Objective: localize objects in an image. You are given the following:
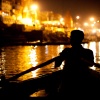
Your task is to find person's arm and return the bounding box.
[81,49,94,67]
[55,48,68,68]
[55,55,64,68]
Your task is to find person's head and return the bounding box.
[70,30,84,46]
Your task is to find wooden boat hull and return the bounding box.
[1,69,100,99]
[0,70,62,98]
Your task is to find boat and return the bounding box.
[1,56,100,99]
[0,70,62,99]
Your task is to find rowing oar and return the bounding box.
[6,56,59,82]
[5,56,100,82]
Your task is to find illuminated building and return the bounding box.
[64,11,73,29]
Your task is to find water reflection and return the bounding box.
[82,42,100,70]
[0,48,6,77]
[0,42,100,82]
[29,46,41,78]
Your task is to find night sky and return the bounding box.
[34,0,100,20]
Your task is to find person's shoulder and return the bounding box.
[60,48,71,54]
[83,48,93,54]
[83,48,93,51]
[62,48,71,52]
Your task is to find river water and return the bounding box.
[0,41,100,97]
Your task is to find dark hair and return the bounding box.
[70,30,84,41]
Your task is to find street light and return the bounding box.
[76,16,80,20]
[30,4,38,22]
[90,17,94,22]
[84,22,89,27]
[75,16,80,29]
[30,5,38,11]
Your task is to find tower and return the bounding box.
[64,11,73,28]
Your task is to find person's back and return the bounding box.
[55,30,96,97]
[55,30,94,76]
[61,46,94,78]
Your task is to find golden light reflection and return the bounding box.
[89,42,96,59]
[83,42,96,62]
[90,66,96,70]
[98,42,100,60]
[29,46,39,78]
[29,48,37,66]
[82,43,88,48]
[83,42,96,70]
[16,46,39,80]
[16,46,35,81]
[97,42,100,64]
[57,45,64,53]
[57,45,65,69]
[4,42,100,82]
[45,45,48,54]
[88,42,96,70]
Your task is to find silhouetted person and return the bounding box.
[54,30,99,98]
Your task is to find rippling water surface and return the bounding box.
[0,45,67,81]
[0,41,100,96]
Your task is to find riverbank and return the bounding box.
[0,41,89,46]
[0,25,99,46]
